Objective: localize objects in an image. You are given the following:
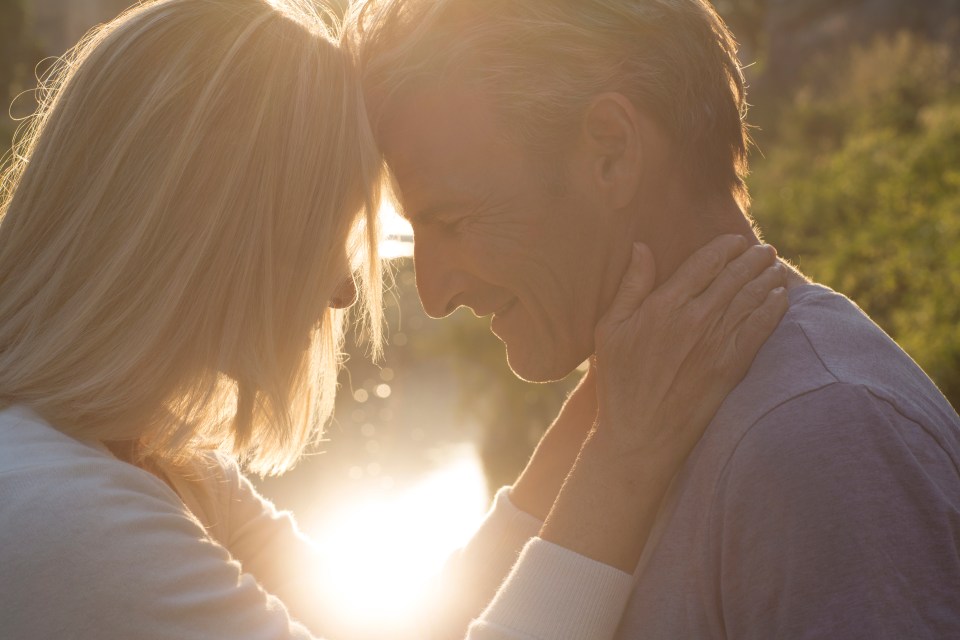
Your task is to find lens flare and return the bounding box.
[303,445,488,637]
[379,200,414,259]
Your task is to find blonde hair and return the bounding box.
[0,0,383,475]
[348,0,750,206]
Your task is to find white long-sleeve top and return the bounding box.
[0,405,633,639]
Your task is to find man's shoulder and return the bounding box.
[722,381,956,486]
[714,350,960,522]
[622,287,960,638]
[708,384,960,640]
[711,283,959,445]
[688,283,960,503]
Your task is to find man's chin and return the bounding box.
[504,344,583,383]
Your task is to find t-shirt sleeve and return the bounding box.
[0,458,316,640]
[712,383,960,639]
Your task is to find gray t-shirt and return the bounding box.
[617,284,960,639]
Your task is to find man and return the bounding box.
[349,0,960,637]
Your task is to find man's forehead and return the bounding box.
[379,86,515,207]
[381,87,502,168]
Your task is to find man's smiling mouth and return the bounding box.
[490,298,519,338]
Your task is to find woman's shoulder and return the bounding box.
[0,407,312,639]
[0,405,265,552]
[0,405,193,541]
[0,405,113,475]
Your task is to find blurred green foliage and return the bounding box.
[751,33,960,409]
[713,0,767,52]
[0,0,41,150]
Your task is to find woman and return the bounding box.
[0,0,787,638]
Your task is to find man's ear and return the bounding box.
[577,93,643,209]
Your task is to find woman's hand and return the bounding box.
[593,235,787,469]
[540,235,789,572]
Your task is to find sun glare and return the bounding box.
[305,445,488,637]
[379,199,413,260]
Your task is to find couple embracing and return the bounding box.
[0,0,957,638]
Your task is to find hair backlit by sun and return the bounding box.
[379,198,414,260]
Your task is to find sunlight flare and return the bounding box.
[305,445,488,635]
[379,199,413,259]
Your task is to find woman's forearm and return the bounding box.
[508,369,597,521]
[539,428,678,572]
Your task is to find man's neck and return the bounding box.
[631,190,757,286]
[636,192,811,290]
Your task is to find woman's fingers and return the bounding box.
[697,253,789,390]
[694,243,778,315]
[661,234,750,300]
[601,242,656,328]
[723,261,788,329]
[590,232,790,471]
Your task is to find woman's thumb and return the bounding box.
[602,242,656,328]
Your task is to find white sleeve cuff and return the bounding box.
[471,537,634,640]
[487,486,545,540]
[458,487,544,570]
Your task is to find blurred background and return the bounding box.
[3,0,959,636]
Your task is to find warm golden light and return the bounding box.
[305,445,488,637]
[379,199,414,260]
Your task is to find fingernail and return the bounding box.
[633,242,642,261]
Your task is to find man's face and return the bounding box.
[381,87,629,382]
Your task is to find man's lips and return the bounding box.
[469,298,518,318]
[489,298,519,339]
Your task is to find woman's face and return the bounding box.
[329,277,358,309]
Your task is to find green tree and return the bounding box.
[714,0,768,53]
[751,33,960,410]
[0,0,42,151]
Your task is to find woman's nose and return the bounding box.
[329,277,358,309]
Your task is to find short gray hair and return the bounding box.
[348,0,750,206]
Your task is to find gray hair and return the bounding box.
[348,0,750,206]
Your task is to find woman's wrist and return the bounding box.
[509,370,599,520]
[539,427,678,573]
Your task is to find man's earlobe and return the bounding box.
[581,93,643,209]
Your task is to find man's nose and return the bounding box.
[329,276,358,309]
[413,228,464,319]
